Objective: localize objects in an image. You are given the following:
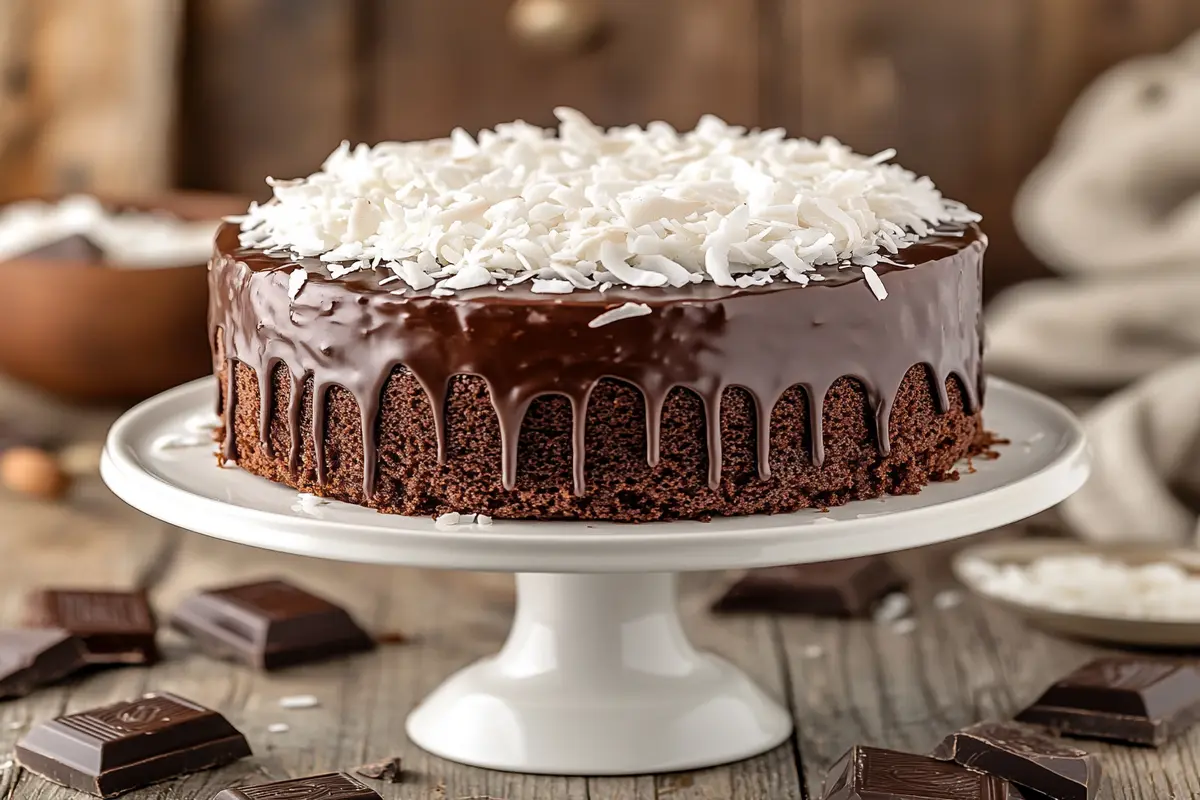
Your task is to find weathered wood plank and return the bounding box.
[368,0,760,142]
[178,0,358,196]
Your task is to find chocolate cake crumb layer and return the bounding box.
[210,224,986,521]
[221,360,978,521]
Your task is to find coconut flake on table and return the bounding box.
[279,694,320,710]
[961,554,1200,622]
[237,108,979,299]
[0,195,219,268]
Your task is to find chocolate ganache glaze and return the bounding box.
[210,222,985,518]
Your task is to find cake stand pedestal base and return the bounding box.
[406,572,791,775]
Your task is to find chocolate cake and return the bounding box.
[210,110,987,521]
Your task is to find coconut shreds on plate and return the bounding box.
[236,109,978,299]
[961,555,1200,622]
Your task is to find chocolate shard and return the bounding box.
[213,772,381,799]
[0,628,88,699]
[932,721,1101,800]
[1015,658,1200,747]
[17,233,106,262]
[15,691,251,797]
[25,589,160,665]
[713,557,906,617]
[170,579,375,670]
[354,756,403,783]
[823,745,1009,799]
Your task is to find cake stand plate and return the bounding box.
[101,377,1088,776]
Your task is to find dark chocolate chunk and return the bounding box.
[213,772,381,799]
[354,756,403,783]
[0,628,88,699]
[823,745,1009,799]
[713,557,906,617]
[15,691,251,797]
[1015,658,1200,747]
[932,721,1101,800]
[170,579,375,670]
[26,589,160,665]
[18,233,105,262]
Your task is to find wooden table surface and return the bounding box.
[0,378,1194,800]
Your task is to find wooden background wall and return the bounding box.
[4,0,1199,295]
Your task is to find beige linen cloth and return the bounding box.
[986,33,1200,544]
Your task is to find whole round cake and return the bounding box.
[210,109,987,521]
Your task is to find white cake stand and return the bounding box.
[101,377,1087,776]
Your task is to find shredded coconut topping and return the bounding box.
[236,108,978,297]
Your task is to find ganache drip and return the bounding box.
[210,224,985,499]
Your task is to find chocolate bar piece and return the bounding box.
[1016,658,1200,747]
[713,557,905,617]
[933,721,1101,800]
[354,756,403,783]
[213,772,381,799]
[170,579,375,670]
[0,628,88,699]
[823,745,1009,799]
[26,589,160,665]
[15,691,251,797]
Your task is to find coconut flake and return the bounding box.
[933,589,963,610]
[531,278,575,294]
[861,266,887,300]
[588,302,652,328]
[236,109,978,297]
[279,695,320,710]
[288,267,307,300]
[872,592,911,623]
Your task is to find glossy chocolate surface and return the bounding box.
[26,589,159,665]
[712,557,905,617]
[210,224,985,501]
[213,772,382,799]
[1016,658,1200,747]
[15,691,251,797]
[933,721,1101,800]
[0,628,88,699]
[823,745,1008,799]
[170,579,375,670]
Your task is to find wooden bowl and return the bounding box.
[0,192,246,404]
